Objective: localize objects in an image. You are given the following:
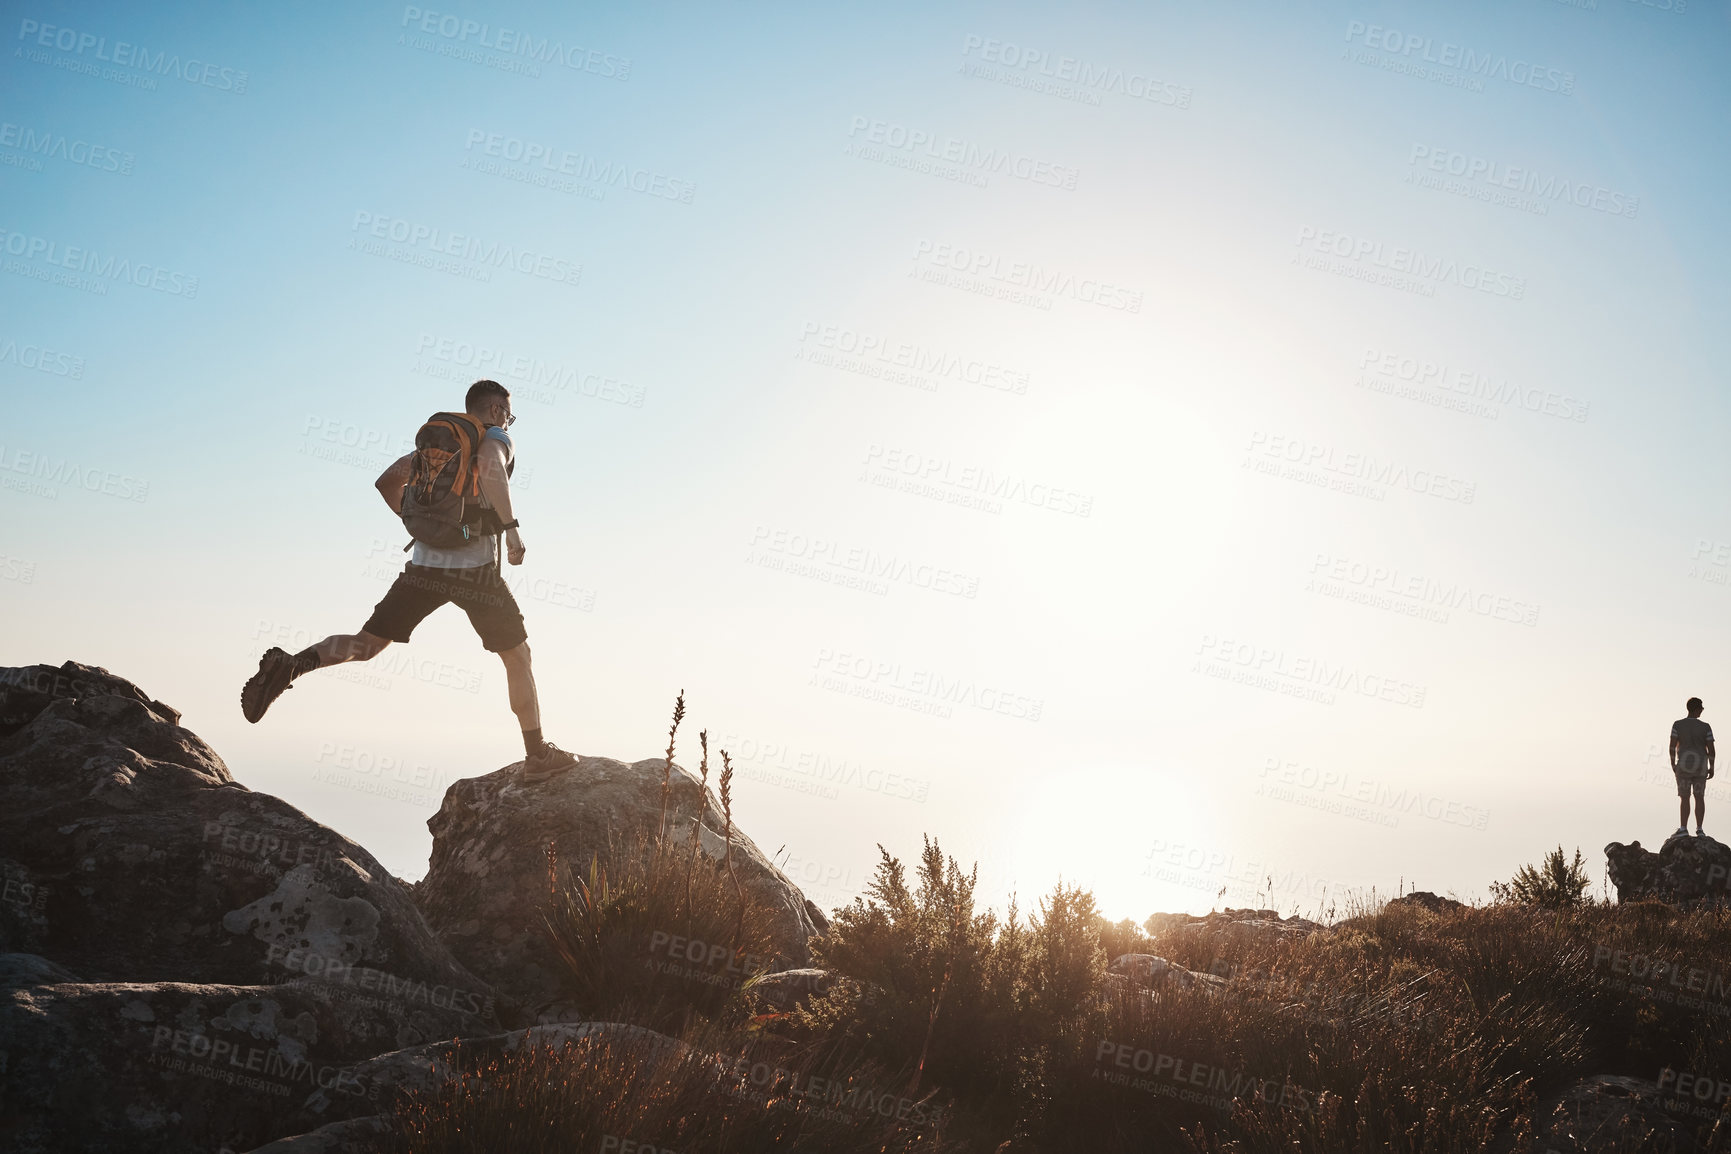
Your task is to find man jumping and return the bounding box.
[1669,696,1714,839]
[241,380,578,784]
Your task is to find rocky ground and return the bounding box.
[0,661,825,1153]
[4,660,1726,1153]
[1605,829,1731,906]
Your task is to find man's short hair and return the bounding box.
[1688,697,1704,712]
[465,379,510,412]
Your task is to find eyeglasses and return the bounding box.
[498,405,516,429]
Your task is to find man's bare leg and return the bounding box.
[242,630,391,722]
[310,631,392,667]
[502,641,576,781]
[499,640,541,736]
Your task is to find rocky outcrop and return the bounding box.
[1385,890,1467,915]
[0,662,503,1153]
[1107,953,1226,993]
[415,754,825,1019]
[0,950,80,986]
[0,660,834,1151]
[1604,832,1731,907]
[0,969,484,1154]
[744,967,834,1014]
[242,1115,391,1154]
[1146,907,1324,944]
[0,663,496,1005]
[0,661,834,1153]
[240,1019,691,1151]
[1523,1074,1711,1154]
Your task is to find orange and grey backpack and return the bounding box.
[399,412,504,549]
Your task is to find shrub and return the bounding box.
[1489,845,1593,909]
[1028,882,1107,1029]
[798,839,1011,1091]
[539,695,786,1029]
[797,838,1116,1140]
[541,832,784,1028]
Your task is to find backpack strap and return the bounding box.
[465,507,505,534]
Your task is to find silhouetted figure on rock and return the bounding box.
[1670,696,1714,839]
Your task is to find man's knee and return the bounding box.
[499,640,532,668]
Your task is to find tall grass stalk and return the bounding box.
[681,728,709,929]
[656,690,685,848]
[720,749,745,947]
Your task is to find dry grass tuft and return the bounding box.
[386,1026,953,1154]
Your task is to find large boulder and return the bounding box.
[415,754,825,1019]
[1145,907,1324,945]
[0,662,498,1011]
[247,1019,691,1150]
[0,967,483,1154]
[1604,832,1731,907]
[1107,953,1225,993]
[744,967,834,1014]
[242,1116,391,1154]
[0,662,503,1152]
[1207,908,1324,937]
[1385,891,1467,915]
[1527,1073,1714,1153]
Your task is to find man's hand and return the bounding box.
[506,528,525,566]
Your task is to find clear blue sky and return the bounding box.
[4,0,1728,919]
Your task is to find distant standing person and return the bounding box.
[1670,697,1714,838]
[240,380,579,784]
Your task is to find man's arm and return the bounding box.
[1671,735,1681,770]
[376,454,413,515]
[475,438,524,565]
[1708,739,1716,777]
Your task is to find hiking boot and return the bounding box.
[241,647,299,723]
[522,740,578,784]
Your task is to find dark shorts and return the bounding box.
[363,563,527,653]
[1677,772,1707,804]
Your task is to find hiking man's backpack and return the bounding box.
[398,412,509,548]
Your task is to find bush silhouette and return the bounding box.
[1488,845,1593,909]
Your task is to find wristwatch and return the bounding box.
[500,519,520,531]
